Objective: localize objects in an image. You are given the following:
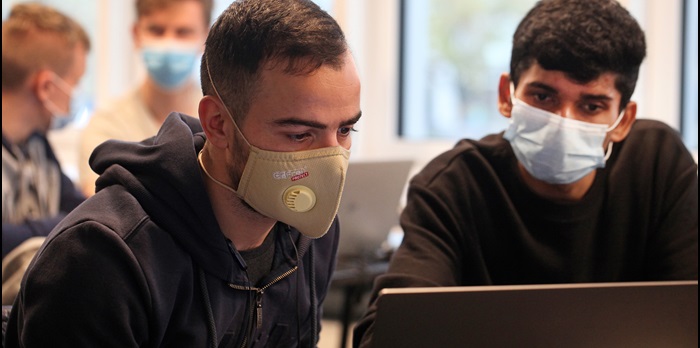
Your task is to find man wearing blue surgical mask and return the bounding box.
[1,3,89,304]
[78,0,211,197]
[354,1,698,346]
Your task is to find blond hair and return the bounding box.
[1,3,91,91]
[136,0,213,27]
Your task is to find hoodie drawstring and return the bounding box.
[200,232,316,348]
[291,231,317,347]
[309,242,317,348]
[199,267,217,348]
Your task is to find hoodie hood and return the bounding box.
[89,113,239,282]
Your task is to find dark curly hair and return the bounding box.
[510,0,646,109]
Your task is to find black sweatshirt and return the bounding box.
[354,119,698,348]
[5,113,339,347]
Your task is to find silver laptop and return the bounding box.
[337,159,413,259]
[371,281,698,348]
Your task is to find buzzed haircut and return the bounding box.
[201,0,348,122]
[2,3,90,91]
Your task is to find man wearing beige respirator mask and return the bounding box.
[5,0,361,347]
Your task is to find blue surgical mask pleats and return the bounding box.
[142,42,198,90]
[504,96,621,184]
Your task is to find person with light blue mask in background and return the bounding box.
[2,2,90,305]
[354,1,698,346]
[78,0,212,196]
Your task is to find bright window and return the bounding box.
[399,0,536,140]
[681,0,698,152]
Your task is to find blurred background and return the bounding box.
[3,1,696,347]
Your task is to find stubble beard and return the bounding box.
[228,130,261,216]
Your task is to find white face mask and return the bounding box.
[504,84,624,184]
[41,72,80,130]
[199,61,350,238]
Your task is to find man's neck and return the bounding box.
[199,150,277,251]
[139,79,199,124]
[518,163,596,202]
[2,91,41,145]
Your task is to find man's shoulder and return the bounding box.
[56,186,151,242]
[92,89,146,116]
[630,119,678,134]
[84,90,153,135]
[624,119,688,151]
[614,119,696,177]
[413,133,509,187]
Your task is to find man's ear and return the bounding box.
[198,95,229,149]
[32,69,55,102]
[497,73,513,118]
[609,101,637,143]
[132,22,142,49]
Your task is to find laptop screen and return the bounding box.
[337,159,413,259]
[371,281,698,348]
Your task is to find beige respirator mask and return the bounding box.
[199,62,350,239]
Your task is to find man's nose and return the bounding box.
[318,132,340,148]
[556,104,577,119]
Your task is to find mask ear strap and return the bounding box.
[197,150,241,196]
[606,109,626,132]
[604,107,628,160]
[604,141,614,161]
[204,56,252,148]
[49,71,74,97]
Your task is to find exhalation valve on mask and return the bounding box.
[231,145,349,239]
[197,146,349,239]
[201,57,350,239]
[283,185,316,213]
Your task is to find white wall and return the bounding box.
[44,0,690,177]
[340,0,687,172]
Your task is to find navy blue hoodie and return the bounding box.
[5,113,340,347]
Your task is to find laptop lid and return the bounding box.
[337,159,413,259]
[371,281,698,348]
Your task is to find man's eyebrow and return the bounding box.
[526,81,613,101]
[525,82,558,94]
[341,112,362,126]
[273,111,362,129]
[580,94,614,102]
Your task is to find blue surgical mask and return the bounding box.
[42,72,86,130]
[142,41,199,90]
[504,85,624,184]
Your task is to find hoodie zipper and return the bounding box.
[229,265,298,345]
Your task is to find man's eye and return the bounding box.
[578,102,609,115]
[534,93,549,102]
[585,104,601,112]
[339,126,358,136]
[176,28,196,38]
[290,133,310,142]
[146,26,165,36]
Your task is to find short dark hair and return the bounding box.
[201,0,348,122]
[510,0,646,109]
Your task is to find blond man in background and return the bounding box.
[79,0,211,196]
[2,2,90,304]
